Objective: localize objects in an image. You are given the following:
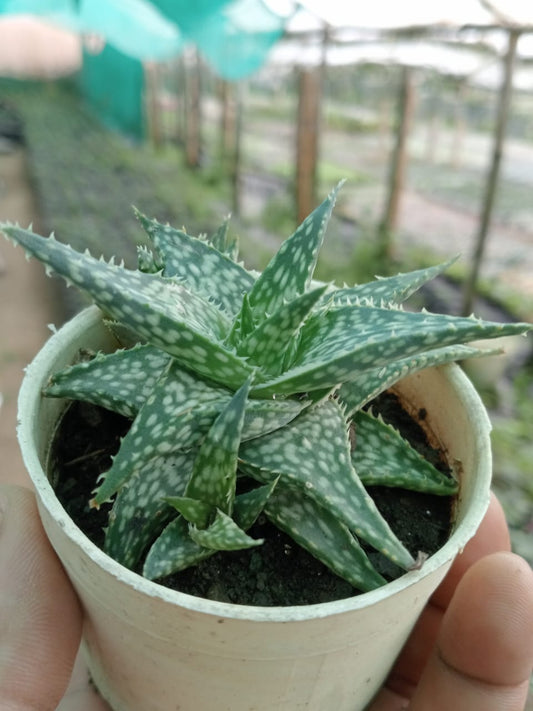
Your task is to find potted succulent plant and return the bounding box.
[2,184,531,711]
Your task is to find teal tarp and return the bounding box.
[155,0,286,80]
[0,0,289,79]
[0,0,290,139]
[80,44,144,140]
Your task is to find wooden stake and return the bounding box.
[462,29,520,315]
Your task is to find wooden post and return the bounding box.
[175,55,186,145]
[296,67,320,223]
[462,29,519,315]
[231,84,243,217]
[378,66,415,262]
[185,49,202,169]
[295,25,328,225]
[217,80,243,216]
[144,61,162,148]
[219,80,235,161]
[450,81,466,169]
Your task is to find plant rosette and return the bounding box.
[5,185,531,710]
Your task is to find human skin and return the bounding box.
[0,486,531,711]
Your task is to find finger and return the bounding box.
[57,651,110,711]
[409,551,533,711]
[432,492,511,609]
[385,492,512,697]
[0,485,83,709]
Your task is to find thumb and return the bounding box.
[410,551,533,711]
[0,485,83,709]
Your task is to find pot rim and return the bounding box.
[18,306,492,623]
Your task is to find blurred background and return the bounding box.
[0,0,532,670]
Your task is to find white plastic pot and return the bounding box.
[18,306,493,711]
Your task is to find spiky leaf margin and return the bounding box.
[351,410,458,495]
[135,209,254,316]
[252,306,530,397]
[2,225,253,389]
[240,399,414,570]
[246,183,342,316]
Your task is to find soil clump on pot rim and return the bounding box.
[49,392,454,606]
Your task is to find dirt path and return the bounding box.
[0,145,59,487]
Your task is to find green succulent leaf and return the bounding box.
[240,399,414,570]
[185,377,251,514]
[246,183,341,316]
[135,210,254,315]
[143,483,276,580]
[226,292,257,348]
[44,344,170,418]
[143,515,213,581]
[137,244,162,273]
[351,410,458,495]
[164,496,213,528]
[104,449,195,570]
[189,510,263,551]
[242,397,311,441]
[338,344,499,414]
[252,306,531,397]
[264,482,386,592]
[2,225,254,389]
[208,216,239,261]
[238,285,328,377]
[233,479,278,530]
[92,361,230,506]
[328,258,458,307]
[92,358,309,508]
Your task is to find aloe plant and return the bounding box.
[2,184,530,593]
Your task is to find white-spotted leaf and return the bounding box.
[252,306,531,397]
[264,482,386,592]
[338,344,498,414]
[143,515,214,580]
[185,378,251,514]
[92,361,229,506]
[165,496,213,528]
[2,225,253,389]
[238,285,328,376]
[104,450,195,570]
[233,479,278,530]
[44,344,170,418]
[189,510,263,551]
[246,184,341,316]
[135,210,254,315]
[240,399,414,570]
[328,258,458,307]
[351,410,458,495]
[207,216,239,261]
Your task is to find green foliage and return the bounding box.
[2,184,531,594]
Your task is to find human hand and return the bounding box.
[0,485,109,710]
[368,492,533,710]
[1,486,532,711]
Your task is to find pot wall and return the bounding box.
[18,306,493,711]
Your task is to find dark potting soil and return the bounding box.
[50,394,453,606]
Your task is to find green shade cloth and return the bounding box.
[80,44,145,139]
[0,0,288,78]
